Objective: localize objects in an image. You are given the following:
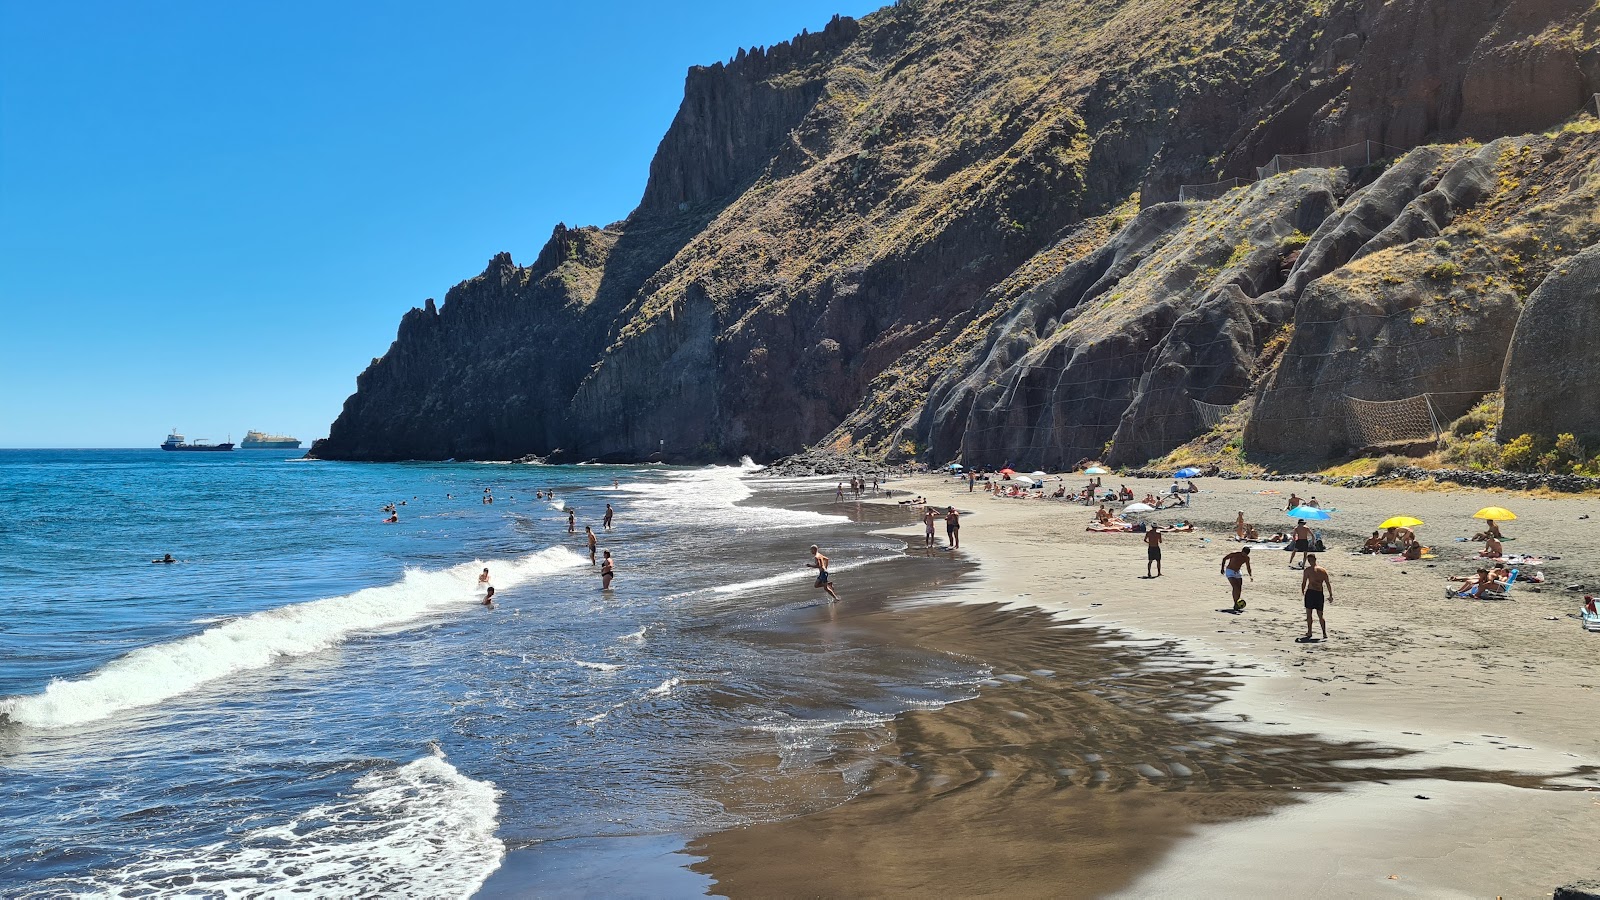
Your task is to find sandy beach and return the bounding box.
[693,474,1600,898]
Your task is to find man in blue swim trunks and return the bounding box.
[809,544,840,603]
[1220,547,1252,610]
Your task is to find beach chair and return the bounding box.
[1446,568,1517,600]
[1479,568,1519,601]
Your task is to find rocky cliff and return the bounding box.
[315,0,1600,467]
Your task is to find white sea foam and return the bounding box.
[30,749,503,898]
[658,554,888,603]
[0,547,585,728]
[575,660,622,672]
[617,626,648,644]
[645,676,681,698]
[615,466,844,531]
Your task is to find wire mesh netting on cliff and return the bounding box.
[1192,399,1237,430]
[1343,394,1443,448]
[1255,140,1406,180]
[1177,178,1251,203]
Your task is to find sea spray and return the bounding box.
[0,547,585,728]
[24,748,504,898]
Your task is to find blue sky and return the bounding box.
[0,1,883,448]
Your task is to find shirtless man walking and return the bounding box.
[1220,547,1252,611]
[567,509,576,534]
[1287,519,1312,569]
[600,550,615,590]
[1144,526,1163,578]
[922,506,938,547]
[585,526,598,565]
[603,503,614,531]
[1300,553,1332,640]
[809,544,840,602]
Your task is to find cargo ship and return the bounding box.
[240,430,302,450]
[160,429,234,451]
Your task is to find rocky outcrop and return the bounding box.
[1500,244,1600,441]
[319,0,1600,465]
[1555,878,1600,900]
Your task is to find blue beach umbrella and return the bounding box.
[947,463,964,470]
[1285,506,1331,520]
[1173,467,1202,478]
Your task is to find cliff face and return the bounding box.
[317,0,1600,465]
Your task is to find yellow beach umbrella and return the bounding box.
[1378,516,1424,529]
[1473,506,1518,521]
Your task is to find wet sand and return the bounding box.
[691,476,1600,898]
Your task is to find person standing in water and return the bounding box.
[945,506,961,549]
[1300,553,1332,641]
[567,509,576,534]
[809,545,840,602]
[585,526,598,565]
[603,503,614,531]
[478,567,491,585]
[600,550,615,590]
[1144,526,1163,578]
[922,506,938,547]
[482,586,496,608]
[1220,547,1252,611]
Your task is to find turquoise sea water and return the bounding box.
[0,451,977,896]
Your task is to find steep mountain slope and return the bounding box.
[315,0,1600,465]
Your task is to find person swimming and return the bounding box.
[152,553,176,564]
[482,586,495,608]
[478,567,491,585]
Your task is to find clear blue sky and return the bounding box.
[0,1,883,448]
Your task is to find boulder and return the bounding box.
[1499,243,1600,442]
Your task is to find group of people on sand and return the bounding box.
[921,504,962,549]
[1216,546,1333,640]
[1359,524,1426,559]
[1088,503,1193,534]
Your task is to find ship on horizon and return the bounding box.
[240,430,302,449]
[160,429,234,452]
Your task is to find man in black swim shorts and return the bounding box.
[809,544,840,602]
[1300,553,1332,640]
[1288,519,1312,568]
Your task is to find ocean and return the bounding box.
[0,451,982,896]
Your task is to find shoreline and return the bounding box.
[691,473,1600,898]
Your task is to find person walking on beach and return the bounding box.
[923,506,938,547]
[809,545,840,602]
[945,506,961,549]
[585,526,598,565]
[1144,526,1163,578]
[600,550,615,591]
[603,503,614,531]
[1300,553,1332,641]
[567,509,576,534]
[1221,547,1252,611]
[967,472,975,492]
[1288,519,1312,568]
